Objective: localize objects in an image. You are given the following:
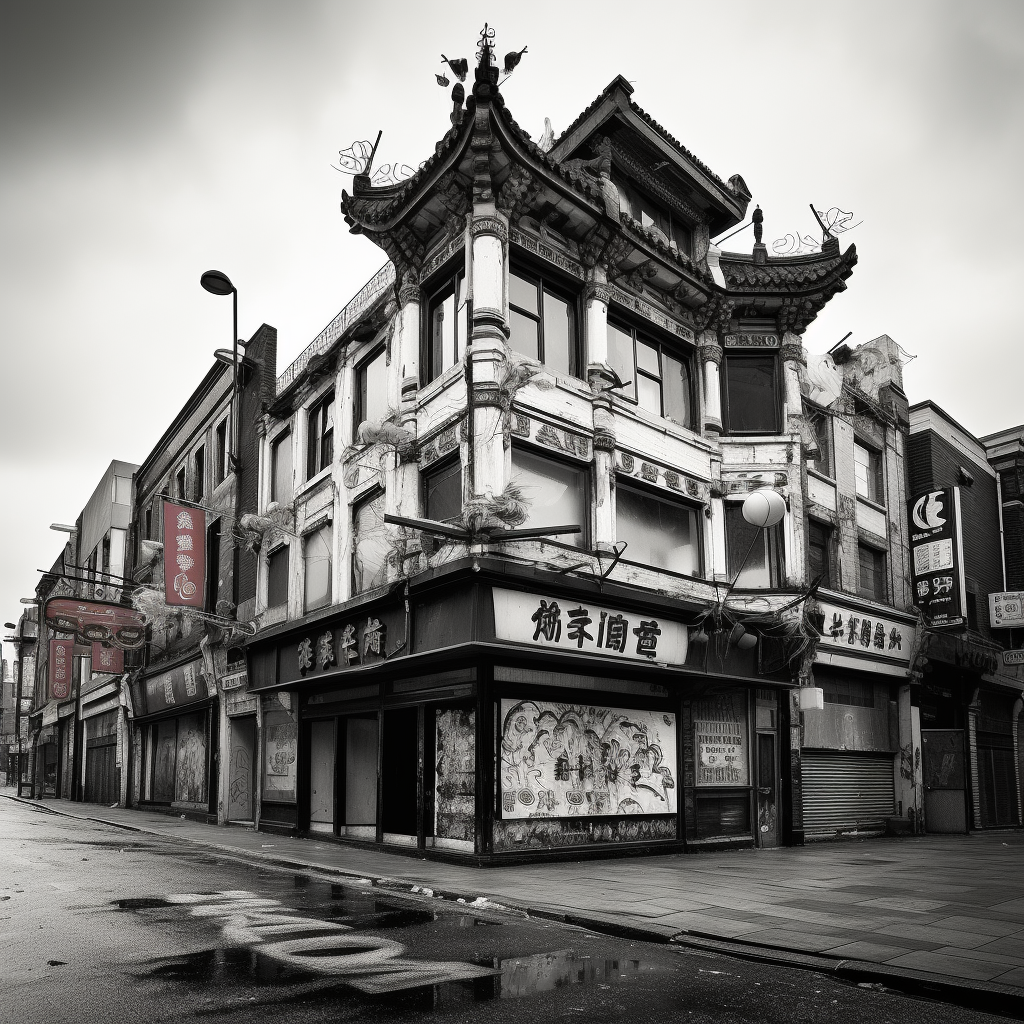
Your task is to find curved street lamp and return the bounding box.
[200,270,240,473]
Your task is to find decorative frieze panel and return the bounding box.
[714,472,789,496]
[419,420,463,466]
[421,236,464,283]
[511,412,591,461]
[509,228,585,279]
[609,286,696,343]
[616,451,710,502]
[723,333,780,349]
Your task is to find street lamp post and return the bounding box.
[200,270,240,473]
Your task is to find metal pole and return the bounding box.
[231,287,240,473]
[13,623,23,796]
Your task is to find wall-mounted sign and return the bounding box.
[492,589,688,665]
[135,658,209,716]
[44,597,146,650]
[723,333,780,348]
[49,639,74,701]
[694,693,749,787]
[164,500,206,608]
[907,487,967,630]
[990,592,1024,630]
[812,598,915,666]
[1003,650,1024,667]
[92,643,124,675]
[220,667,248,691]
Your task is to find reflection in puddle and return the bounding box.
[498,949,642,999]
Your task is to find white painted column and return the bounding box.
[709,494,728,582]
[781,332,805,433]
[700,332,723,436]
[586,278,615,549]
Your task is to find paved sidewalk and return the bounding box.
[6,790,1024,1001]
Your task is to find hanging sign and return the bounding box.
[164,500,206,608]
[92,642,124,675]
[907,487,967,630]
[990,592,1024,630]
[44,597,146,650]
[49,639,74,701]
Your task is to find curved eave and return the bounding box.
[718,243,858,295]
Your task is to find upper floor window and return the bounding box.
[306,390,335,480]
[807,411,832,477]
[214,418,228,485]
[175,466,186,500]
[193,446,205,501]
[267,545,289,610]
[352,493,388,593]
[424,459,462,524]
[807,520,834,588]
[614,177,692,255]
[427,268,467,383]
[511,447,587,548]
[356,347,388,431]
[270,431,293,505]
[725,503,783,588]
[616,483,700,577]
[824,677,875,708]
[508,266,578,377]
[303,523,333,612]
[722,353,779,434]
[854,442,883,505]
[607,320,694,429]
[112,475,132,506]
[857,543,886,602]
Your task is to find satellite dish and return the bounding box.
[805,352,843,407]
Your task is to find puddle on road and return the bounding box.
[118,878,657,1009]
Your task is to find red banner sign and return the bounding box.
[92,642,124,675]
[44,598,146,650]
[164,501,206,608]
[49,639,73,701]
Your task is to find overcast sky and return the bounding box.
[2,0,1022,639]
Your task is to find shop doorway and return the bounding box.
[341,715,378,839]
[227,716,256,823]
[921,729,967,832]
[309,719,335,833]
[756,733,779,847]
[382,707,418,843]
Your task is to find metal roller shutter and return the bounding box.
[801,750,895,833]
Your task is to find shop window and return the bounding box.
[725,503,783,588]
[175,465,186,500]
[823,677,875,708]
[215,418,228,485]
[262,695,297,809]
[306,390,335,479]
[807,520,834,588]
[511,447,587,547]
[303,522,333,612]
[614,176,692,254]
[427,267,467,382]
[352,493,388,593]
[722,353,779,434]
[270,430,293,505]
[355,347,388,432]
[858,543,886,602]
[193,446,205,501]
[695,794,751,838]
[616,483,700,577]
[854,441,883,504]
[807,411,832,477]
[267,545,289,610]
[424,459,462,523]
[607,320,694,428]
[508,265,578,377]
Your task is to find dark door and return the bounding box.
[921,729,967,833]
[756,733,779,847]
[381,708,418,839]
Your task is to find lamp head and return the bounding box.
[200,270,235,296]
[741,488,786,529]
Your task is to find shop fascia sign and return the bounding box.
[990,592,1024,630]
[907,487,967,630]
[492,588,688,665]
[812,597,915,665]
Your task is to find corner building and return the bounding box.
[246,40,860,861]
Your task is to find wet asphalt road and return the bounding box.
[0,798,1017,1023]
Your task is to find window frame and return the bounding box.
[857,542,887,602]
[613,175,693,256]
[724,501,784,589]
[266,544,290,611]
[507,259,581,378]
[354,345,388,434]
[807,410,833,478]
[351,490,388,594]
[305,389,335,481]
[806,518,834,589]
[509,445,590,549]
[424,260,467,384]
[606,314,697,430]
[270,429,293,506]
[422,456,463,525]
[302,520,333,613]
[214,418,228,486]
[614,478,703,579]
[854,440,884,506]
[193,445,205,502]
[175,465,186,500]
[721,351,782,436]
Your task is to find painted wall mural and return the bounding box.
[499,699,677,819]
[174,712,207,804]
[434,709,475,843]
[493,815,677,852]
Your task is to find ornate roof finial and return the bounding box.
[476,23,496,68]
[753,206,763,245]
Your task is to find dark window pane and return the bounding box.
[509,272,538,314]
[858,545,885,601]
[425,461,462,523]
[823,678,874,707]
[542,291,571,375]
[194,447,205,501]
[616,486,699,576]
[430,290,457,378]
[267,546,289,609]
[307,392,334,478]
[215,420,227,485]
[509,309,539,361]
[807,521,832,587]
[353,495,388,593]
[511,449,586,547]
[636,374,662,416]
[671,221,692,255]
[808,414,832,477]
[636,340,659,377]
[854,443,882,504]
[606,323,635,400]
[303,524,332,612]
[725,356,778,433]
[662,354,691,428]
[725,505,780,588]
[271,432,292,504]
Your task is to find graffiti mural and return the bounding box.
[174,713,207,804]
[493,815,676,851]
[499,699,677,819]
[434,709,475,843]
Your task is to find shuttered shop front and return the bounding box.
[801,751,895,834]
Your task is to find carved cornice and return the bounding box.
[495,166,540,224]
[780,342,806,364]
[610,140,706,225]
[470,214,509,244]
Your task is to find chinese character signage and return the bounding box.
[44,597,146,649]
[990,592,1024,630]
[908,488,967,630]
[49,639,73,700]
[499,699,677,818]
[492,589,688,665]
[813,598,915,666]
[164,500,206,608]
[139,658,208,714]
[92,642,123,675]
